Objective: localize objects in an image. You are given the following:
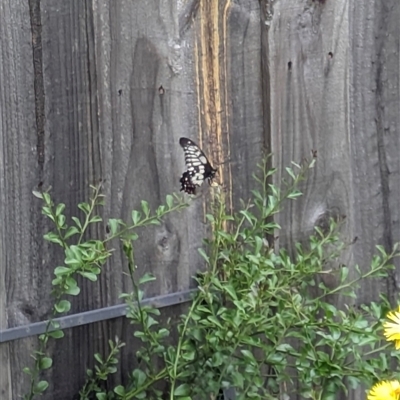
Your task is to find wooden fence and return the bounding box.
[1,0,399,399]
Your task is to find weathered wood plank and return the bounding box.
[225,1,265,206]
[269,0,351,242]
[350,0,400,300]
[0,0,48,397]
[268,1,358,398]
[349,3,400,396]
[268,0,400,398]
[38,1,105,397]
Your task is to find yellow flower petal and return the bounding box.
[384,307,400,345]
[368,380,400,400]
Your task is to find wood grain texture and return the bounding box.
[268,0,400,398]
[0,0,264,398]
[0,0,48,397]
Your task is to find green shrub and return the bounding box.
[24,156,400,400]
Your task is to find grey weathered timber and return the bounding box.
[268,0,400,398]
[0,0,264,399]
[0,1,45,399]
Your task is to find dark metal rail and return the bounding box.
[0,289,196,343]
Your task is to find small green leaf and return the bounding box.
[157,328,169,338]
[70,245,82,261]
[64,226,80,239]
[42,207,54,221]
[32,191,43,199]
[138,273,156,285]
[205,213,214,222]
[94,353,103,364]
[198,248,209,263]
[239,210,255,226]
[166,194,174,209]
[79,271,98,281]
[132,368,147,386]
[48,330,64,339]
[64,285,80,296]
[207,315,223,328]
[141,200,150,217]
[34,380,49,394]
[124,232,138,241]
[241,349,256,362]
[43,232,63,246]
[287,190,302,199]
[276,343,294,353]
[71,216,82,230]
[156,205,165,216]
[42,192,51,204]
[23,367,31,375]
[56,215,66,228]
[132,210,141,225]
[291,161,301,169]
[173,383,190,396]
[39,357,53,370]
[376,244,387,256]
[54,266,71,276]
[55,203,66,216]
[108,218,121,235]
[285,167,296,180]
[114,385,126,396]
[54,300,71,313]
[78,202,91,214]
[89,215,102,223]
[223,284,238,300]
[96,393,107,400]
[340,266,349,283]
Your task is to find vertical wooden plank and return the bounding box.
[194,0,264,208]
[349,2,400,396]
[0,0,46,398]
[268,1,352,398]
[350,0,400,300]
[269,0,352,243]
[37,1,108,397]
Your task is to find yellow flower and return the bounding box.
[384,306,400,349]
[368,380,400,400]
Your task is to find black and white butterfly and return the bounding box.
[179,137,217,195]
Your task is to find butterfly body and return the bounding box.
[179,137,217,194]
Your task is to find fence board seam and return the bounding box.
[0,289,196,343]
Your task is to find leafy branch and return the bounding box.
[23,188,188,400]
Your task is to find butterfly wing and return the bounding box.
[179,171,197,195]
[179,137,217,194]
